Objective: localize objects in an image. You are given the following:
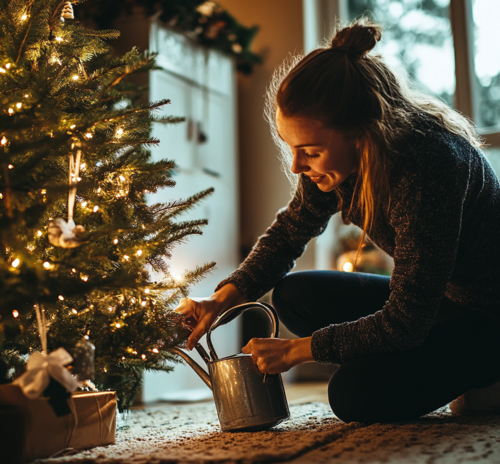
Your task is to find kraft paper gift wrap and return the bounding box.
[0,384,116,462]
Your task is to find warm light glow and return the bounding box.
[41,189,46,195]
[8,164,13,169]
[174,274,183,282]
[115,323,121,328]
[16,102,22,109]
[72,309,78,314]
[144,288,150,294]
[58,295,64,301]
[0,68,5,73]
[70,124,76,129]
[141,354,146,360]
[343,262,354,272]
[1,136,7,145]
[119,175,125,181]
[93,205,99,212]
[136,250,143,256]
[8,108,14,114]
[12,310,19,318]
[80,163,86,170]
[72,75,79,81]
[37,230,42,236]
[55,37,63,42]
[21,14,27,20]
[141,301,147,307]
[81,201,87,207]
[97,187,101,194]
[84,335,89,340]
[113,238,118,244]
[152,348,159,353]
[43,262,51,269]
[108,307,113,312]
[71,268,76,273]
[24,94,29,98]
[123,255,129,261]
[131,298,136,304]
[116,128,124,136]
[85,133,92,139]
[12,258,20,268]
[81,274,88,282]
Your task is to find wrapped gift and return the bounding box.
[0,384,116,462]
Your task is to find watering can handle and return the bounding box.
[206,302,279,361]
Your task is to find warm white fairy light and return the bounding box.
[84,133,92,139]
[115,323,121,328]
[116,128,124,137]
[8,164,14,169]
[72,75,79,81]
[141,301,147,307]
[97,187,101,194]
[55,37,63,42]
[113,238,118,244]
[0,68,5,73]
[144,288,150,294]
[343,262,354,272]
[16,102,22,109]
[119,175,125,181]
[5,63,11,69]
[8,108,14,114]
[141,354,146,360]
[37,230,42,236]
[93,205,99,212]
[152,348,159,353]
[108,307,113,312]
[21,14,27,20]
[24,94,29,98]
[12,310,19,318]
[1,136,7,145]
[70,124,76,129]
[136,250,143,256]
[81,201,87,207]
[0,193,3,199]
[41,189,46,195]
[81,274,88,282]
[130,298,136,304]
[123,255,129,261]
[58,295,64,300]
[80,163,86,170]
[43,262,51,269]
[84,335,89,340]
[12,258,20,268]
[72,309,78,315]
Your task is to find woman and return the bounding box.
[176,18,500,424]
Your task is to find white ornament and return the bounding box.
[48,218,86,248]
[13,348,79,399]
[49,147,87,248]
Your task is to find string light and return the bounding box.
[343,262,354,272]
[141,354,146,360]
[108,307,113,312]
[93,205,99,212]
[113,238,118,244]
[141,301,147,307]
[116,128,124,137]
[81,201,88,207]
[12,310,19,318]
[43,262,51,269]
[58,295,64,301]
[21,14,27,20]
[12,258,20,268]
[144,288,150,294]
[8,164,14,169]
[55,37,63,42]
[24,94,29,98]
[72,309,78,315]
[152,348,159,353]
[84,335,89,340]
[37,230,42,236]
[72,75,79,81]
[130,298,136,304]
[115,323,121,328]
[8,108,14,115]
[5,63,10,69]
[72,268,77,273]
[0,68,5,73]
[16,102,22,109]
[41,189,46,195]
[1,137,7,145]
[123,255,129,261]
[80,163,86,170]
[80,274,88,282]
[84,133,92,139]
[70,124,76,129]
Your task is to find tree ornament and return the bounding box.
[72,338,95,381]
[48,145,87,248]
[61,2,74,21]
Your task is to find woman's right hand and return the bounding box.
[175,283,246,350]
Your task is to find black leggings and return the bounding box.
[272,271,500,424]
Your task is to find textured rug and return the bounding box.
[38,401,500,464]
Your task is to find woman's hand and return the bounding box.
[175,283,246,350]
[242,337,314,374]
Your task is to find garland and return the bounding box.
[75,0,262,74]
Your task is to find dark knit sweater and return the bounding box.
[216,121,500,364]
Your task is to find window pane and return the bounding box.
[484,147,500,178]
[347,0,456,106]
[471,0,500,129]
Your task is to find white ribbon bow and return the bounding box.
[13,347,79,399]
[48,218,86,248]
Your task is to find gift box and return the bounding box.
[0,384,116,463]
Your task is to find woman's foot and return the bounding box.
[450,381,500,415]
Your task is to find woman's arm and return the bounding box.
[215,174,340,302]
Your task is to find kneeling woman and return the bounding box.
[177,19,500,424]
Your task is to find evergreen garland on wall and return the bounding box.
[75,0,263,75]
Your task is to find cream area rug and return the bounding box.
[39,401,500,464]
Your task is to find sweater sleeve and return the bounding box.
[311,136,471,364]
[215,174,340,301]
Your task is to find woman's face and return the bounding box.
[276,108,359,192]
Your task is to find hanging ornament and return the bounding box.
[104,171,131,198]
[48,144,87,248]
[72,338,95,381]
[61,2,74,21]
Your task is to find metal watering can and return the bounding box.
[171,302,290,432]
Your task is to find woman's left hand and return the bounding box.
[241,336,314,374]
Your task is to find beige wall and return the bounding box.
[217,0,315,270]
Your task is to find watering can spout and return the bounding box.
[171,347,212,390]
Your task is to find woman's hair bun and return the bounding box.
[330,18,382,58]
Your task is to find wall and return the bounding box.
[217,0,316,271]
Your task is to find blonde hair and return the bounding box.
[265,17,482,261]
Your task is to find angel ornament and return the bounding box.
[48,146,87,248]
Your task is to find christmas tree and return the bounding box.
[0,0,214,410]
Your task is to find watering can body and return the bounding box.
[172,302,290,432]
